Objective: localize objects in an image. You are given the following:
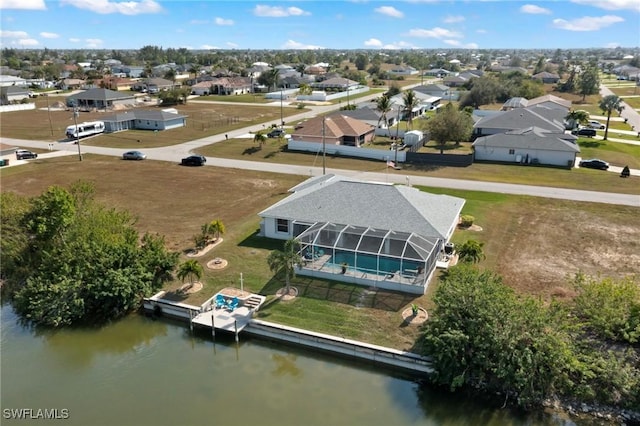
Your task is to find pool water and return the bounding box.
[331,252,421,275]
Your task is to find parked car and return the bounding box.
[267,129,285,138]
[571,128,597,137]
[181,155,206,166]
[122,150,146,160]
[15,149,38,160]
[579,158,610,170]
[586,121,605,129]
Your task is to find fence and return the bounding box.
[405,151,474,167]
[288,139,407,163]
[0,103,36,113]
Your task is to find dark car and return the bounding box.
[122,150,146,160]
[571,128,596,137]
[15,149,38,160]
[267,129,285,138]
[181,155,206,166]
[579,158,609,170]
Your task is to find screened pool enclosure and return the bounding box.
[294,222,443,294]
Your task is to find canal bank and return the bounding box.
[143,290,433,376]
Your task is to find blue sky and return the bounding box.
[0,0,638,50]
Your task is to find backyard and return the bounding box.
[2,155,638,349]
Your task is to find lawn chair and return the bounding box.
[226,297,239,312]
[215,294,226,309]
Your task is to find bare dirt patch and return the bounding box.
[275,287,298,301]
[178,281,203,294]
[206,257,228,270]
[402,307,428,325]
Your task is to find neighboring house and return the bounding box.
[414,84,450,99]
[389,93,428,120]
[389,66,419,76]
[101,109,187,133]
[280,75,307,89]
[132,78,176,93]
[442,75,469,87]
[304,65,327,76]
[424,68,451,78]
[258,174,465,294]
[291,115,375,147]
[473,126,579,167]
[501,97,528,110]
[57,78,85,90]
[0,75,28,87]
[526,94,571,111]
[532,72,560,84]
[0,86,30,105]
[207,76,252,95]
[490,65,529,75]
[473,106,565,137]
[328,105,397,129]
[311,77,359,91]
[66,88,137,110]
[101,77,135,91]
[190,81,214,95]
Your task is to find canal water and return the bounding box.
[1,302,582,426]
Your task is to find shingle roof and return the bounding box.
[474,107,564,132]
[472,127,580,153]
[526,94,571,109]
[67,88,135,101]
[259,175,465,239]
[293,115,374,138]
[101,109,186,123]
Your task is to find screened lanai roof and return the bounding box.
[296,222,440,261]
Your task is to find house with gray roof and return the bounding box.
[66,88,136,110]
[258,174,465,294]
[101,108,187,132]
[473,126,579,167]
[414,84,451,99]
[473,106,565,138]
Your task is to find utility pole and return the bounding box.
[280,87,284,128]
[46,94,53,136]
[322,116,326,175]
[73,103,82,161]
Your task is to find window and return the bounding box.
[509,149,515,155]
[276,219,289,233]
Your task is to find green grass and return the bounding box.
[196,93,271,103]
[577,139,640,168]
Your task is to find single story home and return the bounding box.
[526,94,571,111]
[66,88,137,110]
[424,68,451,78]
[473,126,579,168]
[207,76,252,95]
[473,106,565,137]
[0,86,30,105]
[331,105,398,129]
[190,81,214,96]
[57,78,85,90]
[132,78,176,93]
[101,108,187,133]
[258,174,465,294]
[389,66,419,76]
[291,115,375,147]
[311,77,359,91]
[532,72,560,84]
[414,84,450,99]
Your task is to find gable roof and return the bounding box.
[293,115,374,138]
[102,109,187,123]
[526,94,571,109]
[67,88,135,101]
[330,106,382,123]
[259,175,465,239]
[414,84,449,93]
[472,127,580,153]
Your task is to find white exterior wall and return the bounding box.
[474,145,576,167]
[288,140,407,162]
[261,217,293,240]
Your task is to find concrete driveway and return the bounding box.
[574,156,640,177]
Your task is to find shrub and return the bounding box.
[460,215,475,228]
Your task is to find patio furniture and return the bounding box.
[226,297,239,312]
[215,294,226,309]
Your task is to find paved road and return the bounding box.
[600,84,640,132]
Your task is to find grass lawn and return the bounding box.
[196,93,271,103]
[1,156,638,350]
[577,139,640,168]
[0,99,307,148]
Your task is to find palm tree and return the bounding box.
[295,63,306,77]
[298,83,312,96]
[375,95,392,136]
[457,240,485,264]
[177,259,203,291]
[267,238,303,296]
[599,95,624,140]
[402,90,419,129]
[164,68,176,84]
[254,132,267,149]
[564,109,590,131]
[188,64,201,82]
[267,68,280,92]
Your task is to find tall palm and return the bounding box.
[298,83,312,96]
[402,90,419,129]
[189,64,201,81]
[268,68,280,91]
[164,68,176,84]
[375,95,392,130]
[295,63,305,77]
[599,95,624,140]
[564,109,590,131]
[254,132,267,149]
[267,238,303,296]
[177,259,203,291]
[208,219,225,241]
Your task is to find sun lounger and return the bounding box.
[215,294,226,309]
[226,297,239,312]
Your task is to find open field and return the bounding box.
[0,98,305,148]
[2,156,638,349]
[196,137,640,195]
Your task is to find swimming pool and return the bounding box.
[331,252,422,276]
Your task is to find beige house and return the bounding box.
[291,115,375,147]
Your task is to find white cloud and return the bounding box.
[364,38,383,47]
[605,42,621,48]
[405,27,462,39]
[1,30,29,38]
[215,17,234,26]
[374,6,404,18]
[444,39,461,46]
[382,41,417,49]
[13,38,39,46]
[190,19,208,24]
[40,32,59,38]
[253,5,310,17]
[85,38,103,47]
[443,15,465,23]
[0,0,45,10]
[552,15,624,31]
[69,37,81,42]
[476,29,487,34]
[200,44,219,49]
[226,42,238,48]
[60,0,163,15]
[465,42,479,49]
[571,0,640,12]
[520,4,552,14]
[281,39,323,49]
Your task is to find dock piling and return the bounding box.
[211,313,215,339]
[234,320,239,342]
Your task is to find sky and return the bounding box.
[0,0,638,51]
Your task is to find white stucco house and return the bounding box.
[472,126,580,167]
[258,174,465,294]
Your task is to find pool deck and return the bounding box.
[192,305,253,333]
